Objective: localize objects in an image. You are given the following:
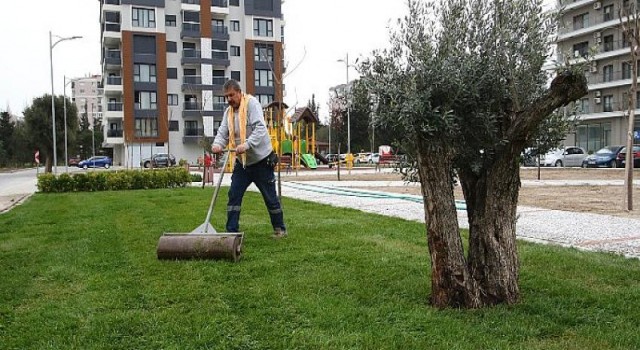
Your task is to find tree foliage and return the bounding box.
[361,0,588,308]
[23,95,78,172]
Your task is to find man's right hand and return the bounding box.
[211,144,223,154]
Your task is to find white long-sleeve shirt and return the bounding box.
[213,96,273,166]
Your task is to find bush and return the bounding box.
[190,173,203,182]
[37,168,192,193]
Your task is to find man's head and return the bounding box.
[223,79,242,109]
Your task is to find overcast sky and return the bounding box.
[0,1,553,121]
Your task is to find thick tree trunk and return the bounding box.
[419,70,588,309]
[460,156,521,306]
[416,142,479,308]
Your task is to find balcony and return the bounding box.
[104,76,123,94]
[211,0,229,14]
[107,129,124,137]
[182,0,199,3]
[212,50,230,66]
[183,75,208,91]
[107,102,123,112]
[183,128,205,144]
[212,25,229,40]
[103,49,121,69]
[181,49,208,65]
[183,101,202,117]
[105,102,124,120]
[181,23,201,39]
[101,0,120,13]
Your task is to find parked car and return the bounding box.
[520,148,538,167]
[355,152,371,164]
[367,153,380,164]
[68,156,82,166]
[616,145,640,168]
[141,153,176,168]
[582,145,624,168]
[77,156,113,169]
[539,146,586,167]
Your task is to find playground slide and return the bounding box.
[315,152,329,165]
[300,154,318,169]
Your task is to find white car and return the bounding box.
[367,153,380,164]
[539,146,587,167]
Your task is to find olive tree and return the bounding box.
[361,0,588,308]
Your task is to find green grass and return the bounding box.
[1,188,639,349]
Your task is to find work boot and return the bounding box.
[272,227,287,239]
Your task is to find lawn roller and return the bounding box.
[157,150,244,262]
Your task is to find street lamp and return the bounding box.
[50,31,82,174]
[337,54,352,156]
[63,75,82,173]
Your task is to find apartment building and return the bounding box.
[556,0,640,152]
[71,75,102,128]
[99,0,284,167]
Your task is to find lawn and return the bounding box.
[0,188,639,349]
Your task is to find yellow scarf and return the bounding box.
[227,94,251,167]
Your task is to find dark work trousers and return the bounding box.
[226,157,285,233]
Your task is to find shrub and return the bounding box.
[37,168,192,193]
[190,173,203,182]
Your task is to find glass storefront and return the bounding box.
[576,122,611,153]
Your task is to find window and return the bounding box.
[578,98,589,114]
[230,0,239,6]
[603,95,613,112]
[603,35,614,52]
[183,11,200,23]
[134,64,157,82]
[212,40,227,51]
[573,13,588,30]
[135,91,157,109]
[256,94,273,106]
[185,120,198,134]
[253,18,273,37]
[254,0,273,11]
[572,41,589,58]
[603,65,614,82]
[132,7,156,28]
[231,20,240,32]
[604,5,614,21]
[167,41,177,53]
[167,68,177,79]
[133,35,156,54]
[254,43,274,62]
[168,94,179,106]
[135,118,158,137]
[231,45,241,57]
[231,71,241,81]
[166,14,176,27]
[623,62,632,79]
[169,120,179,131]
[255,69,273,87]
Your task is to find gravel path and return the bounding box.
[205,175,640,259]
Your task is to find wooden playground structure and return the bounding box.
[264,102,332,170]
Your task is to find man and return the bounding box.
[211,79,287,238]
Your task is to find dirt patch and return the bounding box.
[289,167,640,219]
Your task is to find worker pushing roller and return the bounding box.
[157,79,286,262]
[212,79,287,238]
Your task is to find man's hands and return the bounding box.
[211,144,223,154]
[211,143,249,154]
[236,143,249,155]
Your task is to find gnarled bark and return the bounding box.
[422,70,588,308]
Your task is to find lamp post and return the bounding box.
[337,54,352,157]
[63,75,82,173]
[49,31,82,174]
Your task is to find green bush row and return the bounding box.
[37,168,192,193]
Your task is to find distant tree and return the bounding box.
[349,80,375,153]
[23,95,78,172]
[327,91,347,154]
[361,0,587,308]
[11,119,32,166]
[77,103,93,160]
[0,111,15,166]
[307,94,320,119]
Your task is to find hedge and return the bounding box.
[37,168,192,193]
